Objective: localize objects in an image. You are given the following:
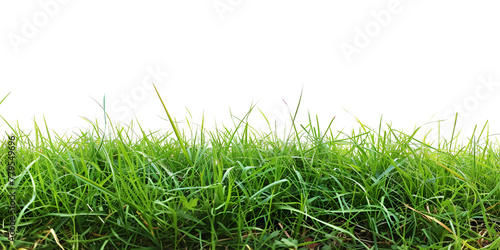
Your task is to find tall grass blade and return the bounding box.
[152,83,193,166]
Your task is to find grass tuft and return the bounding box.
[0,91,499,249]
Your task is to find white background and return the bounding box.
[1,0,500,144]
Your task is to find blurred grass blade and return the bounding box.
[0,91,11,105]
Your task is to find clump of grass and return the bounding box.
[0,91,499,249]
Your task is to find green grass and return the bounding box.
[1,91,500,249]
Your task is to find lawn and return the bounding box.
[1,90,500,249]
